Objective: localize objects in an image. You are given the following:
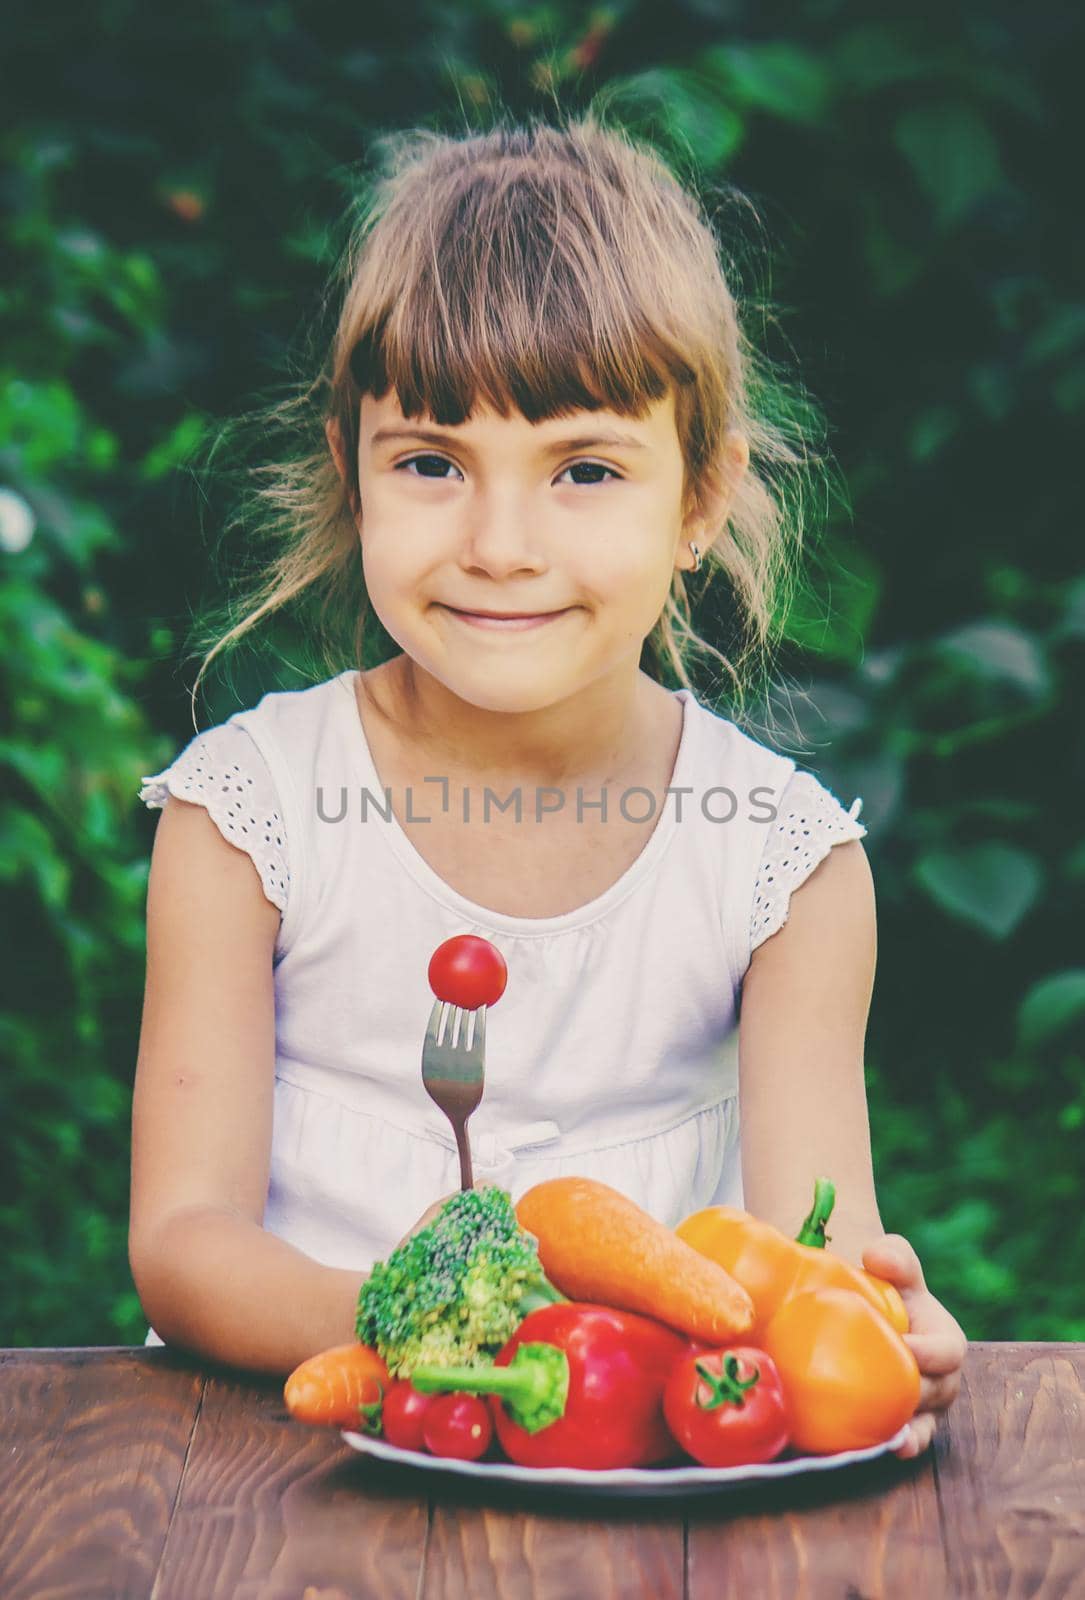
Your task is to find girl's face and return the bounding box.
[335,387,741,717]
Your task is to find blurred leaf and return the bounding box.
[894,102,1004,227]
[607,68,745,167]
[1025,303,1085,366]
[0,806,72,909]
[139,412,211,481]
[282,219,336,265]
[1054,364,1085,413]
[908,404,959,462]
[860,202,924,297]
[828,748,906,835]
[798,681,871,737]
[1017,972,1085,1050]
[1057,574,1085,639]
[857,645,907,688]
[0,736,67,798]
[915,1196,995,1253]
[934,621,1051,699]
[912,843,1044,938]
[983,564,1033,607]
[968,362,1016,423]
[961,1255,1017,1302]
[701,42,831,123]
[832,25,926,90]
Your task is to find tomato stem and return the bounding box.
[694,1354,760,1410]
[795,1177,836,1248]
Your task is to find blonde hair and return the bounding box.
[185,103,838,737]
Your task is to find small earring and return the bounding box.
[689,541,702,574]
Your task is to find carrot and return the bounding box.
[284,1341,389,1429]
[515,1177,755,1342]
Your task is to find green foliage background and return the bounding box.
[2,0,1082,1347]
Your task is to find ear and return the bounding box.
[325,416,361,526]
[325,416,349,486]
[682,429,750,559]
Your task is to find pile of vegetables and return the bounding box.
[284,1174,921,1471]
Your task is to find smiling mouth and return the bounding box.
[440,605,573,631]
[443,604,569,618]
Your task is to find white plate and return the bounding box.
[340,1425,911,1499]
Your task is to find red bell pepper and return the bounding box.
[408,1302,689,1469]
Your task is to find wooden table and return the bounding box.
[1,1342,1081,1598]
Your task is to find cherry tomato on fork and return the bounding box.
[428,935,508,1010]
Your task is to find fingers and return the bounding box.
[907,1324,966,1415]
[894,1412,938,1460]
[905,1326,968,1377]
[902,1295,968,1420]
[915,1368,962,1414]
[859,1244,965,1465]
[862,1233,926,1291]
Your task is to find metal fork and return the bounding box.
[421,999,487,1190]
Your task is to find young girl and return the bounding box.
[129,111,965,1458]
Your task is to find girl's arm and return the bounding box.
[738,837,882,1263]
[737,836,967,1459]
[129,796,365,1376]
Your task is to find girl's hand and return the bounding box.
[395,1194,454,1250]
[395,1180,499,1251]
[861,1233,968,1459]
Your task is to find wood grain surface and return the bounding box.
[1,1343,1082,1599]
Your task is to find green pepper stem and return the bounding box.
[408,1341,570,1433]
[795,1177,836,1248]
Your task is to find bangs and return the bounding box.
[347,166,697,428]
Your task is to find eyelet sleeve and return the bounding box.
[750,769,868,954]
[138,723,290,916]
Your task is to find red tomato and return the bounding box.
[421,1392,494,1461]
[428,935,507,1010]
[381,1380,434,1452]
[663,1346,789,1468]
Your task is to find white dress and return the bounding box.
[137,669,866,1347]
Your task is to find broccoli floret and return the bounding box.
[356,1186,564,1378]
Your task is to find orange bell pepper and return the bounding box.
[675,1178,908,1340]
[761,1286,920,1453]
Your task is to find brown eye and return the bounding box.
[560,461,620,486]
[398,454,461,480]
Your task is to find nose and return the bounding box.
[457,489,548,579]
